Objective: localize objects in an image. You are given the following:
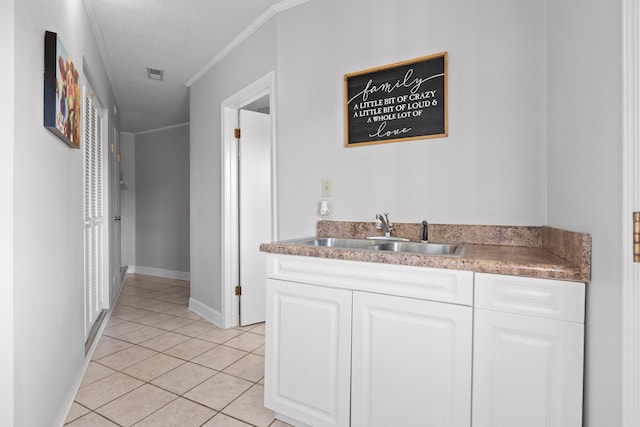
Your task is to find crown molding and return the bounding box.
[184,0,311,87]
[82,0,123,110]
[134,122,190,136]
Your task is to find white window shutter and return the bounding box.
[83,88,104,339]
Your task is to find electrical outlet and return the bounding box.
[321,179,332,197]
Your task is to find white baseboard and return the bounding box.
[189,297,223,328]
[54,309,114,427]
[112,272,126,309]
[57,267,130,425]
[130,265,190,281]
[57,269,201,425]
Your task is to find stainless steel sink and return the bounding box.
[369,241,463,256]
[291,237,374,249]
[289,237,465,257]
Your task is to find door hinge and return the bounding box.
[234,128,241,139]
[117,153,121,162]
[110,143,114,153]
[634,212,640,262]
[235,285,242,296]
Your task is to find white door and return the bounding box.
[351,291,472,427]
[265,279,352,427]
[83,87,105,339]
[238,109,271,325]
[472,309,584,427]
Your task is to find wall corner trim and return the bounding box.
[622,0,640,425]
[184,0,311,87]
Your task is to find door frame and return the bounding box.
[622,0,640,424]
[111,126,123,302]
[101,101,113,311]
[220,72,278,328]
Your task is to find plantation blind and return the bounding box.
[83,87,104,339]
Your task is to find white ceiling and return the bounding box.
[84,0,286,133]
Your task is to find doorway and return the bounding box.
[221,73,277,328]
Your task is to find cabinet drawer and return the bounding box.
[474,273,585,323]
[268,254,474,305]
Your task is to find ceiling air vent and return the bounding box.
[146,67,164,81]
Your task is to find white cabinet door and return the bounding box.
[351,291,473,427]
[472,309,584,427]
[264,279,352,427]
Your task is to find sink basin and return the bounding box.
[370,241,463,256]
[365,235,410,242]
[291,237,374,249]
[289,237,465,257]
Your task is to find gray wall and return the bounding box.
[190,0,546,319]
[11,0,119,424]
[190,19,277,311]
[546,0,622,425]
[276,0,547,234]
[135,125,190,274]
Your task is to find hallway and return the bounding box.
[65,274,288,427]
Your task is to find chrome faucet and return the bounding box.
[375,213,393,237]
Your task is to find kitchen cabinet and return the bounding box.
[264,278,352,427]
[264,254,474,427]
[472,273,585,427]
[264,255,586,427]
[351,291,471,427]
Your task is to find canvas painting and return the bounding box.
[44,31,81,148]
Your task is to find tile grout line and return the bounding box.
[82,350,266,425]
[68,274,271,427]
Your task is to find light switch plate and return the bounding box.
[321,179,332,197]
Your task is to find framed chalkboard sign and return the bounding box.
[344,52,447,147]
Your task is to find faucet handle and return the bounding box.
[375,213,383,229]
[383,213,391,227]
[422,220,429,242]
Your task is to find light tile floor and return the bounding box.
[65,274,290,427]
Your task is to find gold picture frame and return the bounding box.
[344,52,448,147]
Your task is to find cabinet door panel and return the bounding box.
[472,309,584,427]
[265,279,352,427]
[351,292,472,427]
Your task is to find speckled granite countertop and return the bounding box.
[260,221,592,283]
